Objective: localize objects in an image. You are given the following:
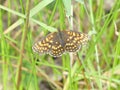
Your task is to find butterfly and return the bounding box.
[32,30,90,57]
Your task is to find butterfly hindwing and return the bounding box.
[49,41,65,57]
[48,32,65,57]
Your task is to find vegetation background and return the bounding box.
[0,0,120,90]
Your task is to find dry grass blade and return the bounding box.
[16,0,31,89]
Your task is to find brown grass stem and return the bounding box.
[16,0,31,89]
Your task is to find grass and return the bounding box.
[0,0,120,90]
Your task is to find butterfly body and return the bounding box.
[32,30,89,57]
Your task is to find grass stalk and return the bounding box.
[16,0,31,89]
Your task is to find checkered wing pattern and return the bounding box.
[64,31,89,52]
[32,30,89,57]
[32,32,65,57]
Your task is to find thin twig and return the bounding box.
[16,0,31,89]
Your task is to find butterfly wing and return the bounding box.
[32,32,55,54]
[64,31,89,52]
[32,32,65,57]
[48,32,65,57]
[32,30,89,57]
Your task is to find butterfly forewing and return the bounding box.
[32,32,55,54]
